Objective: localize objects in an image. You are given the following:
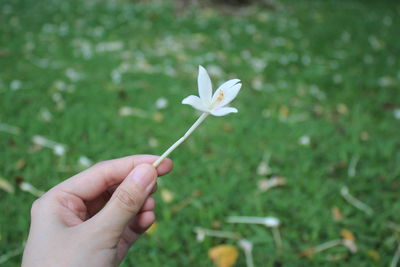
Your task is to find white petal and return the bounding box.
[182,95,209,112]
[211,79,240,102]
[210,107,238,116]
[198,65,212,105]
[218,83,242,108]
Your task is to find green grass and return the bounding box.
[1,0,400,265]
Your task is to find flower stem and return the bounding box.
[153,112,209,167]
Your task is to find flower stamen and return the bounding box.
[210,90,224,109]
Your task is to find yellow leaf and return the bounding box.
[146,222,157,235]
[0,177,14,194]
[208,245,239,267]
[341,229,355,241]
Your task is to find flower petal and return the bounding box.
[211,79,241,103]
[182,95,209,112]
[198,65,212,105]
[218,83,242,108]
[210,107,238,116]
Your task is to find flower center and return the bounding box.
[210,90,224,110]
[216,90,224,104]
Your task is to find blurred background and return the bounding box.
[1,0,399,266]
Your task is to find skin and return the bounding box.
[22,154,173,267]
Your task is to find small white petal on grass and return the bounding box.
[256,161,271,176]
[65,68,82,82]
[0,177,14,194]
[10,80,22,91]
[298,135,310,146]
[340,186,373,216]
[20,182,44,197]
[394,109,400,120]
[78,156,92,168]
[0,122,20,135]
[257,176,286,192]
[38,108,53,122]
[119,106,147,118]
[148,137,159,148]
[155,98,169,109]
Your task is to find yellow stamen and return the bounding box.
[216,90,224,103]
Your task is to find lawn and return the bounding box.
[1,0,400,266]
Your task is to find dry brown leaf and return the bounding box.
[161,188,174,203]
[299,248,314,257]
[0,178,14,194]
[331,206,343,221]
[208,245,239,267]
[146,222,158,235]
[341,229,355,241]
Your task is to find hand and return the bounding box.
[22,154,173,267]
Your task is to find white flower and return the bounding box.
[182,65,242,116]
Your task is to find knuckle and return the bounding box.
[115,187,141,213]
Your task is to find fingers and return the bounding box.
[89,164,157,234]
[140,197,155,212]
[56,154,173,201]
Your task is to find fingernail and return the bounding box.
[129,164,156,191]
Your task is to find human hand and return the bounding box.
[22,154,173,267]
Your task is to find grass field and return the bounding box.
[1,0,400,266]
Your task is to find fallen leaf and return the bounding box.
[341,229,355,241]
[331,206,343,221]
[0,178,14,194]
[161,188,174,203]
[146,222,158,235]
[208,245,239,267]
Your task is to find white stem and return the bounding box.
[340,186,374,216]
[153,112,209,167]
[272,227,282,250]
[312,239,343,253]
[194,227,240,239]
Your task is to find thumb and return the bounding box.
[91,164,157,234]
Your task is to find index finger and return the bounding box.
[55,154,173,201]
